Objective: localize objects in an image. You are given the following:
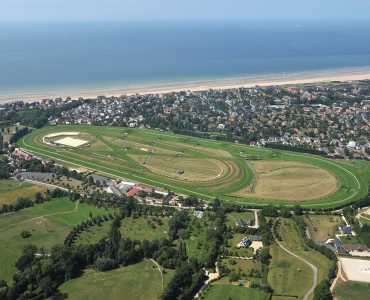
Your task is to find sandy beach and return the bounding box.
[0,68,369,104]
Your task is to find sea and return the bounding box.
[0,20,369,96]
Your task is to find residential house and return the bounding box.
[193,211,205,218]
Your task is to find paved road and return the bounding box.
[24,179,69,191]
[273,218,318,300]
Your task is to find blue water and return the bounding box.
[0,20,369,95]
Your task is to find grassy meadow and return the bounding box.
[58,259,173,300]
[277,219,334,292]
[305,215,343,242]
[119,216,170,241]
[0,197,113,282]
[17,125,370,208]
[0,181,47,205]
[268,243,313,299]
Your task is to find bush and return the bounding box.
[20,229,31,238]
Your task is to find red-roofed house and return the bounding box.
[126,188,140,197]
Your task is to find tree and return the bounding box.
[293,205,303,215]
[313,280,331,300]
[20,229,31,238]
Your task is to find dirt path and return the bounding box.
[149,258,164,290]
[0,200,79,232]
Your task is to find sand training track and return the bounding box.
[44,132,80,138]
[55,137,88,147]
[340,257,370,283]
[43,132,81,145]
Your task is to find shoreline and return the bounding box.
[1,67,369,104]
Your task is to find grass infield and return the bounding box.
[18,125,370,208]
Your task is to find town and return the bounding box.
[2,80,370,161]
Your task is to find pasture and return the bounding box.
[17,125,369,208]
[277,219,334,286]
[268,243,313,300]
[0,181,47,205]
[58,259,172,300]
[305,215,343,242]
[119,216,170,241]
[0,197,112,281]
[203,284,270,300]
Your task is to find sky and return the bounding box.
[0,0,369,23]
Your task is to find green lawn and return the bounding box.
[339,235,364,245]
[120,216,169,241]
[0,198,113,282]
[228,233,254,257]
[58,259,170,300]
[225,211,255,228]
[203,284,270,300]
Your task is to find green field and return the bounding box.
[220,258,262,273]
[277,219,334,295]
[58,259,173,300]
[334,279,370,300]
[0,180,47,205]
[305,215,343,242]
[203,284,270,300]
[0,197,113,282]
[268,243,313,299]
[120,216,170,241]
[17,125,370,208]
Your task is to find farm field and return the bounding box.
[58,259,173,300]
[203,284,270,300]
[0,181,47,205]
[305,215,343,242]
[333,279,370,300]
[268,243,313,300]
[17,125,370,208]
[277,219,334,289]
[0,197,112,281]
